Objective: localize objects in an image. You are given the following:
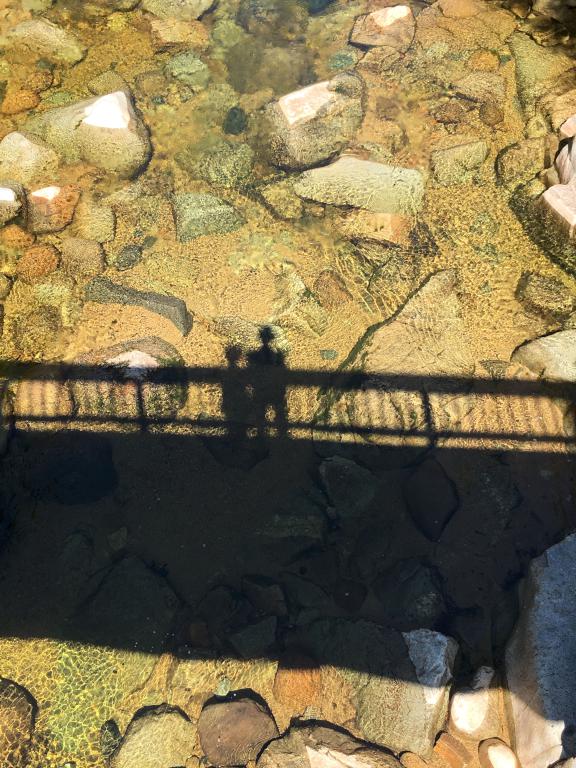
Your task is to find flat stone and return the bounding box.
[334,210,413,246]
[173,192,244,241]
[258,723,402,768]
[294,156,425,214]
[350,6,415,51]
[85,276,193,335]
[505,534,576,768]
[26,91,151,178]
[5,18,86,64]
[431,141,489,186]
[0,132,60,186]
[198,696,279,767]
[141,0,214,20]
[263,74,364,170]
[509,33,575,112]
[512,329,576,381]
[111,706,195,768]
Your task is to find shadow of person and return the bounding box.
[222,345,249,445]
[247,326,288,440]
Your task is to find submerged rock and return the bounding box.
[173,192,244,240]
[262,73,364,170]
[111,706,195,768]
[512,329,576,381]
[294,156,425,214]
[0,183,24,227]
[85,277,193,335]
[431,141,489,186]
[4,18,86,64]
[76,555,181,651]
[506,533,576,768]
[350,6,415,51]
[26,184,80,233]
[141,0,214,20]
[258,723,402,768]
[0,132,59,186]
[26,91,151,178]
[198,696,279,767]
[0,679,36,768]
[515,271,575,321]
[73,337,187,419]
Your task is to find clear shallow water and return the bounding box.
[0,1,576,766]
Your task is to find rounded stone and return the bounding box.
[16,244,59,284]
[198,695,279,767]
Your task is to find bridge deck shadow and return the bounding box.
[0,360,574,681]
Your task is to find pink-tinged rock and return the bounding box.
[540,183,576,239]
[263,73,364,170]
[350,6,415,51]
[559,115,576,141]
[555,140,576,185]
[278,82,334,127]
[26,184,80,233]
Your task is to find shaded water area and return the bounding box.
[2,0,576,767]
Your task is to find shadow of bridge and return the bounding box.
[0,357,574,680]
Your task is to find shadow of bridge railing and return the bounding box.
[1,360,576,452]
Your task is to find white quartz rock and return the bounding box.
[25,91,152,178]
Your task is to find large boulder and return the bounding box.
[258,723,402,768]
[289,619,457,757]
[25,91,151,178]
[505,534,576,768]
[512,330,576,381]
[262,73,364,170]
